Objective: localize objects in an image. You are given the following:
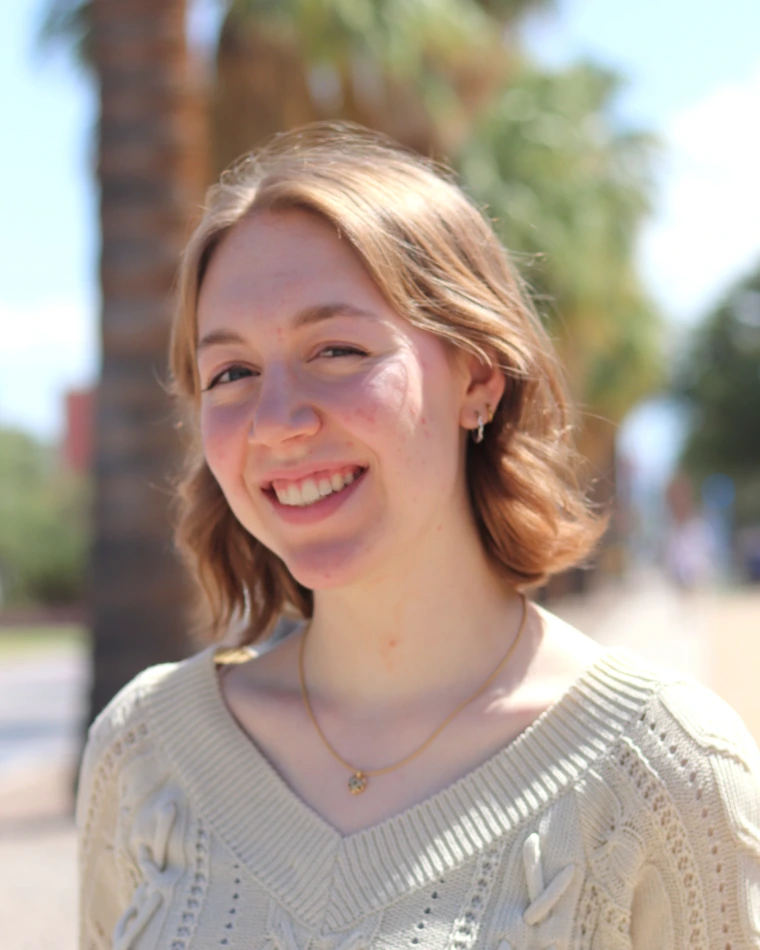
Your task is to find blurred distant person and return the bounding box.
[76,125,760,950]
[739,525,760,583]
[664,473,716,591]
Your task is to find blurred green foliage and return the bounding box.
[0,428,90,606]
[677,264,760,528]
[0,624,85,657]
[460,62,662,420]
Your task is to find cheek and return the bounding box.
[329,359,421,435]
[342,356,459,492]
[199,403,248,486]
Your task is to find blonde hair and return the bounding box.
[170,122,605,643]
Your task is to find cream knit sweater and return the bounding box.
[77,645,760,950]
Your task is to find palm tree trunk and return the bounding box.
[88,0,206,722]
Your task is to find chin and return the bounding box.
[278,535,381,592]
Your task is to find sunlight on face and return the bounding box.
[196,209,472,590]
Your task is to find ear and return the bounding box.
[458,351,506,433]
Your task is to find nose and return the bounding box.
[247,363,320,447]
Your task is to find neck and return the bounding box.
[302,517,524,717]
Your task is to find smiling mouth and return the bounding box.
[264,466,367,508]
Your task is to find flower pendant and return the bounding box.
[348,771,368,794]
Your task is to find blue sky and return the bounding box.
[0,0,96,438]
[522,0,760,320]
[1,0,759,481]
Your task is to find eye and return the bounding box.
[203,365,256,390]
[316,345,367,359]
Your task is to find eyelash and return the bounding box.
[318,345,366,359]
[202,345,368,391]
[204,366,254,390]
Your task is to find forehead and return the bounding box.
[197,209,382,322]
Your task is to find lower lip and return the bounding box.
[264,469,367,525]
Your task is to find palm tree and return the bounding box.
[211,0,552,173]
[86,0,207,719]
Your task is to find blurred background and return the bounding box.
[1,1,759,945]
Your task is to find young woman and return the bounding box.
[77,124,760,950]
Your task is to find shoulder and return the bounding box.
[567,647,760,845]
[592,648,760,779]
[637,665,760,842]
[653,675,759,765]
[594,651,760,880]
[563,651,760,948]
[86,648,215,749]
[76,648,217,821]
[618,651,760,774]
[76,650,222,947]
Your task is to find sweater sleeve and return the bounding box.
[631,680,760,950]
[75,669,164,950]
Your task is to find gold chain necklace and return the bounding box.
[298,593,528,795]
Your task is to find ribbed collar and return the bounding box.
[145,646,659,931]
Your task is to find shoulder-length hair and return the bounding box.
[169,122,605,644]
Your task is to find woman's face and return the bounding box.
[196,209,474,590]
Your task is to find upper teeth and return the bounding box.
[274,470,357,507]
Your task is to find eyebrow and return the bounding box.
[196,303,376,353]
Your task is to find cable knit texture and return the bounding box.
[77,646,760,950]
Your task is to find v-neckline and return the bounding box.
[144,644,659,930]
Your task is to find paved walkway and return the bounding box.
[1,576,758,949]
[0,763,78,950]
